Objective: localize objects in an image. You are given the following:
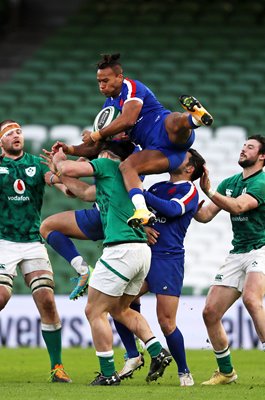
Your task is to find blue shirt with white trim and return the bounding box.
[144,180,199,256]
[103,78,170,148]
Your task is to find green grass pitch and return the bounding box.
[0,348,264,400]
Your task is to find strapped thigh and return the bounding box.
[0,274,14,293]
[29,274,55,294]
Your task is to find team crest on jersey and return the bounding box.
[25,166,36,177]
[225,189,233,197]
[13,179,26,194]
[242,187,247,194]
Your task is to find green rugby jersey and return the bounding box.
[90,158,147,245]
[0,153,49,242]
[217,170,265,253]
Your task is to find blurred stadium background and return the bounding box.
[1,0,265,296]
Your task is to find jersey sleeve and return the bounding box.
[216,178,229,195]
[123,78,147,105]
[145,182,198,217]
[246,177,265,204]
[89,158,118,178]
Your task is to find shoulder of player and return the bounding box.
[123,77,146,90]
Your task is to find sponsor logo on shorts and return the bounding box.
[214,273,223,282]
[0,264,6,269]
[251,261,258,268]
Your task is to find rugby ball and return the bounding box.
[93,106,120,131]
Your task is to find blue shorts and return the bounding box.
[133,112,195,171]
[145,254,184,296]
[75,207,104,241]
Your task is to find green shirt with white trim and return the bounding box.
[217,170,265,253]
[90,158,146,245]
[0,152,48,242]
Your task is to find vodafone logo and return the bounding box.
[13,179,26,195]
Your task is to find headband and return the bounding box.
[0,122,21,139]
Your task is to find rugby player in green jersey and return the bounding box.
[195,134,265,385]
[0,120,71,383]
[49,141,173,386]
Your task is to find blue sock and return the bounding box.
[47,231,80,263]
[188,114,199,129]
[113,302,140,358]
[128,188,143,200]
[165,327,189,374]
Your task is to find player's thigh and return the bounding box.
[90,243,151,297]
[75,208,104,241]
[19,242,53,277]
[243,271,265,302]
[204,285,240,318]
[146,256,184,296]
[156,293,179,322]
[41,210,87,239]
[86,286,119,317]
[0,239,21,276]
[120,150,169,174]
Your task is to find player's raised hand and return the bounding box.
[200,164,211,194]
[81,129,94,145]
[51,141,69,154]
[53,146,67,165]
[40,148,57,173]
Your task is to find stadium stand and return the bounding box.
[1,0,264,294]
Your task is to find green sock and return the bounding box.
[97,350,115,377]
[214,347,233,374]
[42,328,62,369]
[146,338,162,357]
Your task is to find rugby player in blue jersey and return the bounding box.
[56,53,213,228]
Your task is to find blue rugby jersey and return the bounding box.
[103,78,170,148]
[144,180,199,256]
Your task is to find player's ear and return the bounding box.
[259,153,265,162]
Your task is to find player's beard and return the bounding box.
[8,146,23,156]
[238,158,256,168]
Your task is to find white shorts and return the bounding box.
[89,242,151,296]
[0,239,52,277]
[212,245,265,292]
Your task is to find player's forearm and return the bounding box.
[194,202,220,223]
[98,115,134,140]
[204,191,254,214]
[61,176,96,202]
[55,159,86,178]
[144,191,182,217]
[68,143,102,158]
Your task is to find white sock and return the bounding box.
[71,256,89,275]
[131,193,148,210]
[262,342,265,351]
[192,116,201,126]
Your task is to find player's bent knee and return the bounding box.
[29,274,55,294]
[39,218,51,239]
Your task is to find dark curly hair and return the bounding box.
[97,53,123,75]
[100,140,135,161]
[187,148,205,181]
